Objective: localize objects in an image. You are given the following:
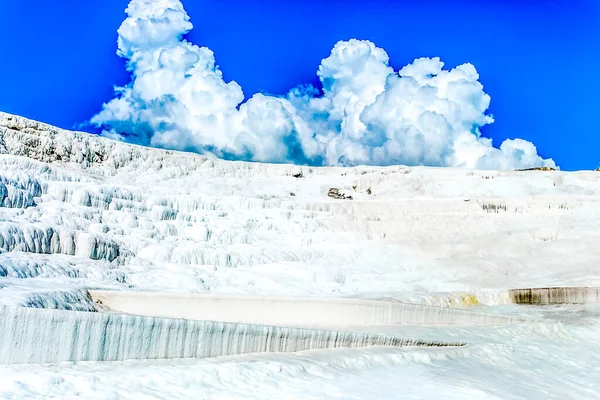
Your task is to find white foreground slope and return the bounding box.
[1,308,600,399]
[1,111,600,309]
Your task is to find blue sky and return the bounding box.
[0,0,598,170]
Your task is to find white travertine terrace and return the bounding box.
[1,112,600,397]
[89,290,523,327]
[0,305,463,365]
[1,111,600,311]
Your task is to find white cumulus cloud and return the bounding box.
[92,0,556,170]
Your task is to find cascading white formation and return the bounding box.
[1,111,600,366]
[2,110,600,311]
[0,305,463,365]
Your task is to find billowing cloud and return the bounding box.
[92,0,556,170]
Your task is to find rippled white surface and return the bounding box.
[1,112,599,398]
[2,308,599,399]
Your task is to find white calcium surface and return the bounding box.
[1,111,599,398]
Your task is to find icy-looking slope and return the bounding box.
[1,111,600,398]
[1,111,600,310]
